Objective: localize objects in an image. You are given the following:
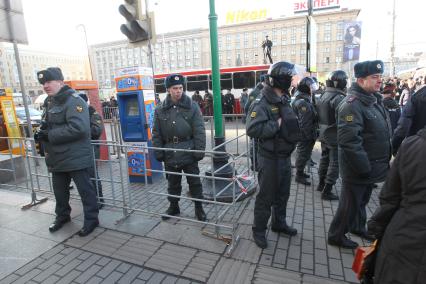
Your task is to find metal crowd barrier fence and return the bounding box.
[0,131,257,256]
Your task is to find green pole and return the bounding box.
[208,0,223,137]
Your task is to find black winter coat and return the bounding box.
[291,91,318,141]
[152,93,206,167]
[43,85,93,172]
[246,85,300,159]
[382,96,400,133]
[316,87,346,146]
[337,83,392,184]
[367,128,426,284]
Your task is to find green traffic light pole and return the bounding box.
[208,0,223,137]
[203,0,255,202]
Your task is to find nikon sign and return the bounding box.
[0,0,28,44]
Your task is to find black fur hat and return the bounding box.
[165,74,185,88]
[37,67,64,84]
[354,60,384,78]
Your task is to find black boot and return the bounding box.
[295,171,311,186]
[162,201,180,220]
[316,178,325,192]
[194,202,206,221]
[322,184,339,201]
[252,228,267,249]
[270,207,297,236]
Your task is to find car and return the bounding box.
[15,107,42,126]
[15,107,42,137]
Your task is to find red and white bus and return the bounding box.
[154,64,270,100]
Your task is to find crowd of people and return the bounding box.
[33,62,425,283]
[245,61,426,284]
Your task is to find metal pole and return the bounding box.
[390,0,396,77]
[77,24,94,80]
[208,0,223,138]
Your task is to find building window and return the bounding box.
[324,23,331,31]
[324,57,330,63]
[336,33,343,40]
[324,33,331,42]
[335,56,342,63]
[291,35,296,44]
[291,49,296,55]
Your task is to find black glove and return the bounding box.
[193,152,205,161]
[154,150,165,162]
[34,129,49,142]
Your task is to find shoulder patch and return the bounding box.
[347,96,357,103]
[345,115,354,122]
[270,106,279,113]
[76,105,83,113]
[250,111,257,118]
[301,106,307,112]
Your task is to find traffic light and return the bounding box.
[119,0,151,43]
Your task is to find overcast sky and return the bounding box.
[18,0,426,60]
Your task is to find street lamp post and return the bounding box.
[76,24,94,80]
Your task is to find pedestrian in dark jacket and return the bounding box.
[79,93,105,209]
[224,89,235,120]
[34,67,99,237]
[392,77,426,155]
[203,90,213,116]
[292,77,318,186]
[367,126,426,284]
[327,60,392,249]
[316,70,347,200]
[246,61,301,249]
[152,74,207,222]
[191,90,204,114]
[381,82,400,133]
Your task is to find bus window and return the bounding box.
[155,78,166,94]
[233,71,255,89]
[208,73,233,90]
[187,75,209,91]
[255,70,268,84]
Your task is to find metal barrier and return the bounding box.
[0,128,257,257]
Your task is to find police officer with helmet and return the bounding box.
[34,67,99,237]
[316,70,348,200]
[292,77,319,186]
[246,61,302,249]
[152,74,207,222]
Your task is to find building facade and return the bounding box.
[90,9,361,89]
[0,43,91,99]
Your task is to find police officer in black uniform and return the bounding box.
[292,77,318,186]
[244,75,266,172]
[35,67,99,237]
[327,60,392,249]
[316,70,348,200]
[246,61,301,249]
[152,74,207,221]
[392,76,426,155]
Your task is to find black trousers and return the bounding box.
[328,181,373,240]
[52,168,99,228]
[318,142,339,185]
[295,139,315,173]
[165,162,203,203]
[253,155,292,231]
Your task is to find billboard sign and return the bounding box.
[0,0,28,44]
[343,21,362,62]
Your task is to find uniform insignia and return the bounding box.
[345,115,353,122]
[76,105,83,112]
[271,106,279,113]
[250,111,257,118]
[96,120,101,124]
[377,64,381,69]
[347,96,357,103]
[174,76,180,81]
[38,73,43,79]
[301,106,307,112]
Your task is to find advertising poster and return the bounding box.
[343,21,362,62]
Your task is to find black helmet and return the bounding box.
[297,77,315,94]
[266,61,297,90]
[326,70,348,90]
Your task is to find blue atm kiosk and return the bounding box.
[115,67,162,183]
